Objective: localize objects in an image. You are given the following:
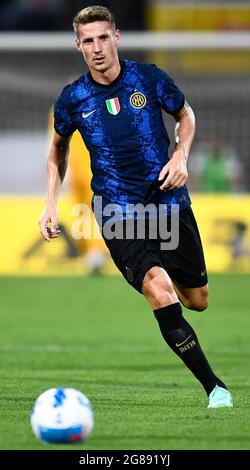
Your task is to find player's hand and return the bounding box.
[39,203,60,242]
[158,150,188,191]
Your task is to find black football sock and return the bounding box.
[154,303,227,396]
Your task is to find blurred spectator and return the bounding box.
[188,133,244,193]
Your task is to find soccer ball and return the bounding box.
[31,387,94,444]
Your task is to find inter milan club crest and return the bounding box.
[106,97,120,115]
[130,92,147,109]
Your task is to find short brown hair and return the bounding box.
[73,5,116,38]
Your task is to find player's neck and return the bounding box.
[90,59,121,85]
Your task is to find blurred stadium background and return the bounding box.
[1,0,250,451]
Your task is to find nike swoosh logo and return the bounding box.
[176,335,192,348]
[82,109,96,118]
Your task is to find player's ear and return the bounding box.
[114,29,120,47]
[75,38,82,52]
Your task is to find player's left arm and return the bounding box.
[158,101,195,190]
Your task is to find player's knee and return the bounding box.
[154,292,175,309]
[142,266,178,309]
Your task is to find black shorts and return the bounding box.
[103,206,208,293]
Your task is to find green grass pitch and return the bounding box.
[0,274,249,450]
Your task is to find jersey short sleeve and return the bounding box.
[54,88,76,137]
[154,66,185,115]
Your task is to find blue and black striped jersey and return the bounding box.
[54,60,191,219]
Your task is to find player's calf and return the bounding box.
[183,296,208,312]
[153,302,228,399]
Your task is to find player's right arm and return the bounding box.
[39,131,72,241]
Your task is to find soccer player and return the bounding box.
[39,5,233,409]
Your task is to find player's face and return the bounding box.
[76,21,120,74]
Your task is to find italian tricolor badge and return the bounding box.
[106,97,120,115]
